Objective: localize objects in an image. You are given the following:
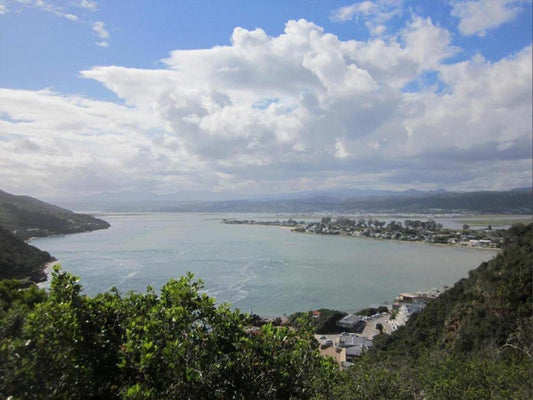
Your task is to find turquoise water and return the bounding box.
[31,213,497,316]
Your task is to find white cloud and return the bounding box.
[403,46,533,151]
[335,139,350,159]
[1,17,531,197]
[340,15,459,88]
[331,0,403,36]
[92,21,110,47]
[79,0,97,11]
[0,1,7,14]
[14,0,79,21]
[451,0,528,36]
[331,2,377,22]
[92,21,109,39]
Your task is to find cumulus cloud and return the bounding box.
[1,16,531,197]
[451,0,528,36]
[0,1,7,14]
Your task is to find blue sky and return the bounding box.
[0,0,532,199]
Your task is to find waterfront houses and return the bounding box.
[223,217,504,248]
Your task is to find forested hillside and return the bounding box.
[0,226,53,282]
[376,223,532,357]
[333,223,532,399]
[0,189,110,241]
[0,224,531,399]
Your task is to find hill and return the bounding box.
[374,223,532,357]
[0,226,53,282]
[50,188,532,214]
[328,223,533,399]
[0,189,110,240]
[157,189,532,214]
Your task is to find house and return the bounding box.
[338,335,374,362]
[338,334,373,348]
[336,314,365,331]
[396,293,419,302]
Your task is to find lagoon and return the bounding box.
[31,213,497,316]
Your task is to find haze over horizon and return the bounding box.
[1,0,532,201]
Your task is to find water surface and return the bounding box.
[32,213,497,316]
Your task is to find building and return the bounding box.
[336,314,365,331]
[338,333,373,348]
[338,334,374,362]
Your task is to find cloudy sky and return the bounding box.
[0,0,531,200]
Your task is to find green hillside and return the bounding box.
[375,223,532,357]
[0,226,53,283]
[0,189,110,240]
[332,223,533,399]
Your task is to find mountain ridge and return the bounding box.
[0,189,110,241]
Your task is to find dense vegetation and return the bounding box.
[0,224,531,399]
[337,223,533,399]
[375,223,532,357]
[0,270,337,399]
[0,226,52,282]
[0,189,110,241]
[356,306,388,317]
[287,309,348,334]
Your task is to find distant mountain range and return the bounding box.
[0,189,110,241]
[50,187,532,214]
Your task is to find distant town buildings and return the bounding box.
[223,217,504,248]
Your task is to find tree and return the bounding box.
[321,216,331,225]
[1,266,337,400]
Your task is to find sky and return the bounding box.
[0,0,532,200]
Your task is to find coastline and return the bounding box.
[236,221,501,252]
[37,260,60,287]
[289,228,501,252]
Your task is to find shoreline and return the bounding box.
[290,228,501,252]
[230,221,501,252]
[37,260,60,287]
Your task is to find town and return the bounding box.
[250,289,440,369]
[223,216,503,248]
[313,289,439,368]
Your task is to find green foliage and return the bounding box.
[356,306,388,317]
[330,354,418,400]
[287,309,347,334]
[0,267,335,399]
[0,226,53,282]
[375,223,533,358]
[417,352,532,400]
